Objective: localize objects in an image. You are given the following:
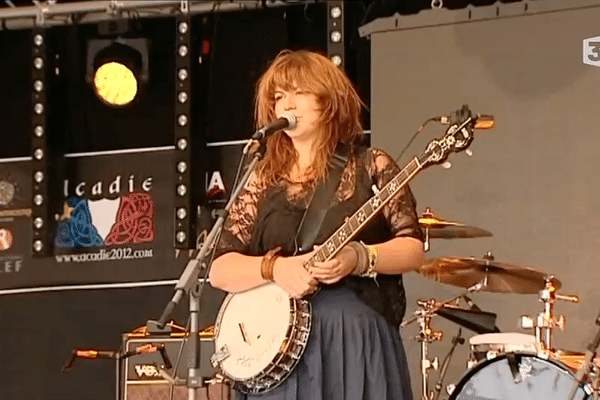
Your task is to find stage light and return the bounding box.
[93,61,137,106]
[31,27,51,257]
[33,194,43,206]
[34,171,44,183]
[33,240,43,253]
[327,1,345,68]
[174,15,194,249]
[86,37,149,107]
[331,55,343,67]
[178,114,188,126]
[178,91,188,103]
[330,6,342,19]
[330,31,342,43]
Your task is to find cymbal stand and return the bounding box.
[424,226,431,252]
[414,299,443,400]
[519,276,578,351]
[402,284,483,400]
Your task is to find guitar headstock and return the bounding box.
[421,105,477,166]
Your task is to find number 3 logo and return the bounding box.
[583,36,600,67]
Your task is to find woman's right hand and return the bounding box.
[272,251,319,299]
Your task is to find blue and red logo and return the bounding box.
[54,192,155,249]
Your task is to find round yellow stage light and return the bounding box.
[93,61,138,106]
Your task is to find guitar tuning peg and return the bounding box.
[466,149,473,157]
[442,161,452,169]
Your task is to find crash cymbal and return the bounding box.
[419,208,492,239]
[423,225,493,239]
[418,253,561,294]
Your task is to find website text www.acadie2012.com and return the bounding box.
[55,247,154,262]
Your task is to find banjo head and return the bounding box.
[215,283,296,381]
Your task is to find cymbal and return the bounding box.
[419,208,492,239]
[418,255,561,294]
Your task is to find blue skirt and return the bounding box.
[237,286,414,400]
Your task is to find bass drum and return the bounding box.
[449,352,590,400]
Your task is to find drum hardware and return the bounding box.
[448,353,592,400]
[418,207,492,251]
[467,332,537,368]
[412,298,443,400]
[557,348,600,398]
[518,276,579,351]
[418,251,560,294]
[402,284,486,400]
[569,309,600,400]
[432,328,464,400]
[436,305,499,335]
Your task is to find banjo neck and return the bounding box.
[303,155,425,268]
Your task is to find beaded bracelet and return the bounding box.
[361,242,378,279]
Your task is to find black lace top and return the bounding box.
[215,145,424,326]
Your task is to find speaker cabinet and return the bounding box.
[122,333,233,400]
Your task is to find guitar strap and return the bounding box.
[294,142,350,254]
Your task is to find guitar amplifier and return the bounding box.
[121,324,233,400]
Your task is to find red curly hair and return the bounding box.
[254,50,364,185]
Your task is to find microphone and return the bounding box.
[75,349,117,359]
[252,112,297,140]
[437,114,496,130]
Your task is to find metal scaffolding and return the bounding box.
[0,0,305,29]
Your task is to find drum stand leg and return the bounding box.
[415,300,443,400]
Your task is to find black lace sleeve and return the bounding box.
[366,148,424,241]
[213,173,265,259]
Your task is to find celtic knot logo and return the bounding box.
[54,198,104,248]
[105,193,155,245]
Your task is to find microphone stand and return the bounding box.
[569,309,600,400]
[433,328,464,400]
[147,138,264,400]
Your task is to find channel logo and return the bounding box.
[583,35,600,67]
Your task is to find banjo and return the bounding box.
[211,111,480,394]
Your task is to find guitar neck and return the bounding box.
[307,155,425,266]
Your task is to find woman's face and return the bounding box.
[273,86,322,143]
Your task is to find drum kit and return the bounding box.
[407,208,599,400]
